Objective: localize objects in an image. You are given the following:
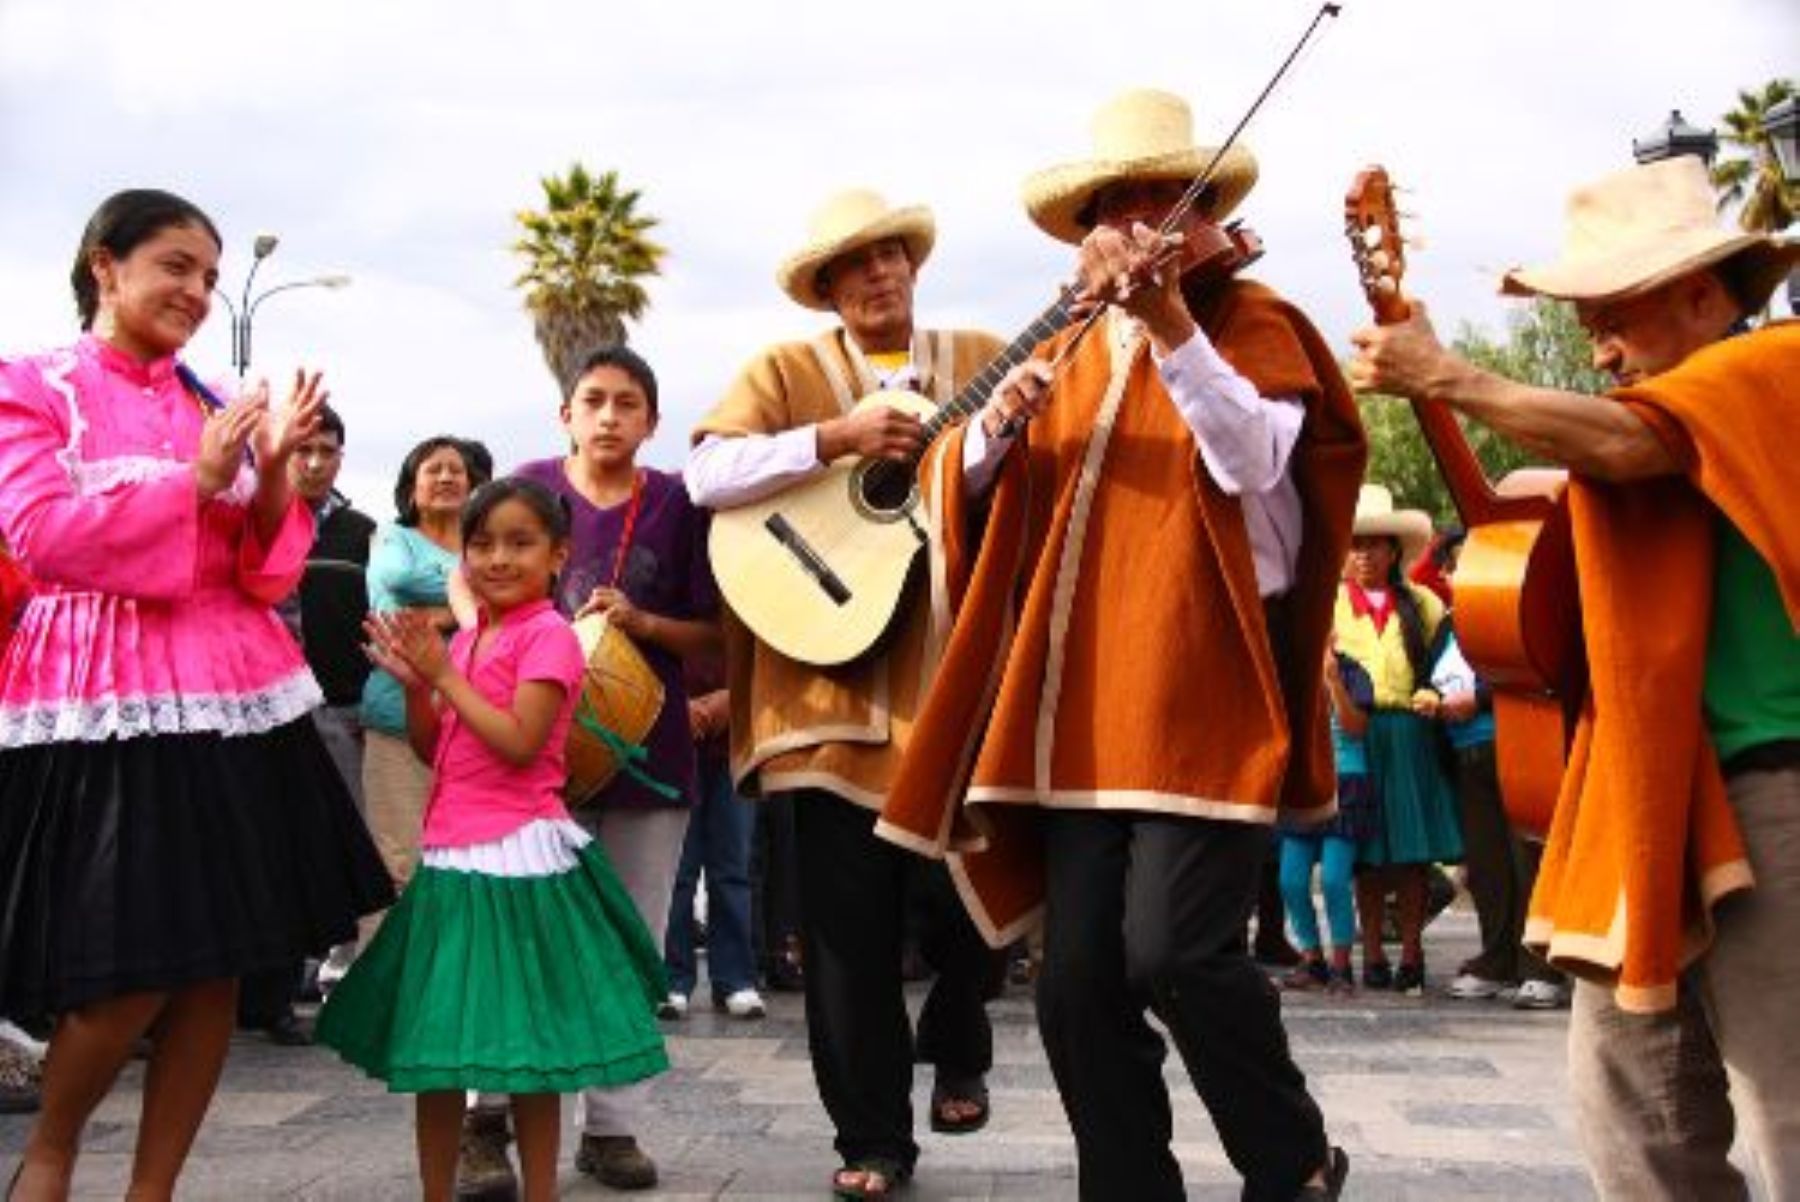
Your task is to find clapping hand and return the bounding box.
[193,399,264,499]
[364,609,449,690]
[251,370,329,468]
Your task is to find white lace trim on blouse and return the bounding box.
[41,354,253,505]
[421,818,593,878]
[0,670,323,746]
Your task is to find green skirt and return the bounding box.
[316,836,669,1093]
[1356,710,1465,868]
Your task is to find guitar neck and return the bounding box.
[1406,396,1553,528]
[911,293,1079,454]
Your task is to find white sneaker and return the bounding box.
[1445,972,1509,1000]
[1512,980,1569,1010]
[719,988,766,1019]
[317,942,357,997]
[0,1019,46,1062]
[656,992,689,1020]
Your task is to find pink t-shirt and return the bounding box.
[419,598,585,848]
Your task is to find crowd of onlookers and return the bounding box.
[1261,486,1567,1011]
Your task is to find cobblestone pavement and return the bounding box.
[0,910,1674,1199]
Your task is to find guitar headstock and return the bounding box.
[1345,166,1411,325]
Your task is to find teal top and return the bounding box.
[1704,519,1800,763]
[359,524,459,736]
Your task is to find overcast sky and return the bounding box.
[2,0,1793,513]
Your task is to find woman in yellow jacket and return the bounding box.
[1334,486,1464,995]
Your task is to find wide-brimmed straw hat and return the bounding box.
[1352,484,1434,567]
[1500,156,1800,309]
[776,189,935,311]
[1021,88,1259,245]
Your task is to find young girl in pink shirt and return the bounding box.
[318,478,667,1202]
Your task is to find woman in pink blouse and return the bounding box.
[0,189,391,1199]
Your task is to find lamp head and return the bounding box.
[252,233,280,259]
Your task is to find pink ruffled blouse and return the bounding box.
[0,336,320,747]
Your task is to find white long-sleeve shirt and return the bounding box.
[686,325,1305,596]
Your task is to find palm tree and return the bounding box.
[1712,79,1796,234]
[512,164,667,392]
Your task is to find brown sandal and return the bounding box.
[830,1156,910,1199]
[929,1074,990,1134]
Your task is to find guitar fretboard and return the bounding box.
[907,291,1079,463]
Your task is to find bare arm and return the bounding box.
[428,674,566,769]
[401,680,443,765]
[367,610,566,768]
[1347,303,1678,483]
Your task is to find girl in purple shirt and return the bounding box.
[318,477,666,1201]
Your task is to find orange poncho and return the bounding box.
[877,280,1366,943]
[1525,320,1800,1012]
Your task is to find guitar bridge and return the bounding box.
[764,513,852,606]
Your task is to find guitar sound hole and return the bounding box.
[854,460,917,519]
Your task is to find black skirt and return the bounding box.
[0,718,395,1016]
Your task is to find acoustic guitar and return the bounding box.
[1344,166,1581,837]
[711,218,1270,668]
[707,295,1078,666]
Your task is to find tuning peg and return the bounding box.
[1367,249,1392,272]
[1373,276,1399,295]
[1360,225,1385,249]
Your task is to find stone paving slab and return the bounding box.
[0,909,1717,1198]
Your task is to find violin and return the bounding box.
[1075,216,1265,320]
[1179,217,1264,291]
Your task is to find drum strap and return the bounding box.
[609,470,645,589]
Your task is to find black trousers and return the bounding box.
[792,787,1004,1171]
[1037,810,1328,1202]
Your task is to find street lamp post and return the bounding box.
[1763,95,1799,315]
[212,233,351,378]
[1632,109,1720,168]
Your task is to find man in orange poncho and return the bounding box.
[1350,154,1800,1200]
[879,88,1364,1202]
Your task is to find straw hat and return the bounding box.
[776,189,936,311]
[1500,156,1800,309]
[1021,88,1259,245]
[1352,484,1434,567]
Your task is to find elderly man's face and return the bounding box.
[1575,272,1733,388]
[820,237,916,353]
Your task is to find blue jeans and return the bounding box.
[664,754,757,997]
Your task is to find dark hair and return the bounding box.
[391,435,493,526]
[70,189,223,330]
[1429,527,1466,570]
[461,477,572,546]
[567,344,659,418]
[1387,552,1435,687]
[316,404,346,446]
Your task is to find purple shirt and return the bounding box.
[421,598,586,848]
[513,459,719,810]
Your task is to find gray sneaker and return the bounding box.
[575,1134,658,1190]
